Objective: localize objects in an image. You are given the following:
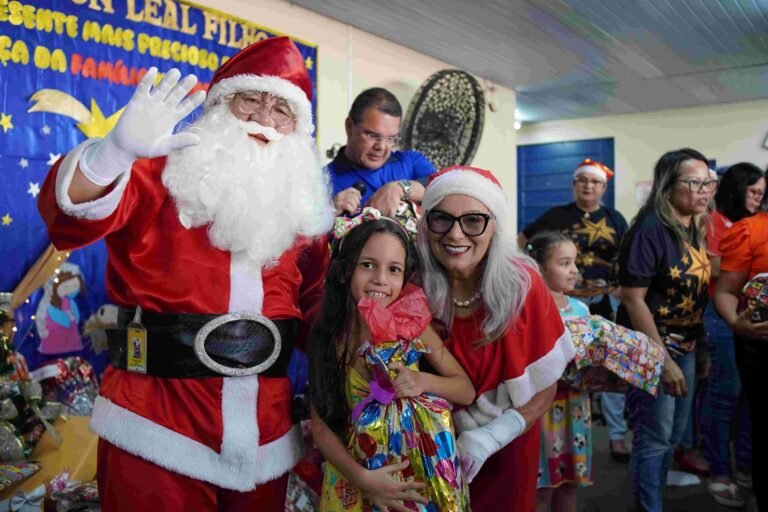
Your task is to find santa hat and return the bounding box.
[573,158,613,182]
[204,36,314,135]
[423,166,510,230]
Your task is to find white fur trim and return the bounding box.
[574,164,608,182]
[90,377,301,490]
[229,251,264,313]
[54,139,131,220]
[504,328,576,408]
[422,169,509,227]
[205,75,313,136]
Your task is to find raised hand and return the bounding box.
[80,67,206,186]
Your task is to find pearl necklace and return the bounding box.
[453,292,482,308]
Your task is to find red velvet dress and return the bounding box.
[446,269,573,512]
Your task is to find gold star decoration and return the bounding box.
[572,217,617,246]
[305,56,314,70]
[683,242,712,295]
[668,265,682,280]
[580,252,595,267]
[676,293,696,314]
[666,287,676,296]
[1,213,12,226]
[685,278,692,288]
[658,306,670,317]
[0,113,13,133]
[681,255,690,265]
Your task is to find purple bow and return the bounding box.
[351,379,396,421]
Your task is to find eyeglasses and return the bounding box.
[574,177,605,187]
[747,187,765,199]
[677,178,718,193]
[231,92,295,127]
[426,210,493,237]
[361,130,400,146]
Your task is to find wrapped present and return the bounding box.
[348,285,468,512]
[0,484,44,512]
[738,272,768,323]
[0,461,41,491]
[49,478,99,512]
[29,358,98,417]
[562,315,665,396]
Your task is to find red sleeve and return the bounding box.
[38,156,160,250]
[292,234,330,351]
[706,212,727,257]
[501,268,575,407]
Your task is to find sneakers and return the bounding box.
[674,447,710,476]
[707,481,746,508]
[609,439,631,463]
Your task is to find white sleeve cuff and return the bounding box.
[55,139,132,220]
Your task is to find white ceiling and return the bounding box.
[291,0,768,123]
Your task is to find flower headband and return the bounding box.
[332,207,410,249]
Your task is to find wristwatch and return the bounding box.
[398,179,412,201]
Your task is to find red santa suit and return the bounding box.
[37,37,328,510]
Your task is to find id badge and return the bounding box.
[126,306,148,374]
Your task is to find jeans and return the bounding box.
[601,392,628,440]
[735,334,768,510]
[628,350,696,512]
[701,303,752,477]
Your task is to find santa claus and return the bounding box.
[38,37,334,510]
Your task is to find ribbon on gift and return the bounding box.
[332,207,382,240]
[350,379,395,421]
[0,484,45,512]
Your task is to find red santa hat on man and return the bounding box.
[422,165,510,231]
[573,158,614,182]
[204,36,314,135]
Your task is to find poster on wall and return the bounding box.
[0,0,318,372]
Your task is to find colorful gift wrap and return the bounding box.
[0,461,41,491]
[345,285,468,512]
[738,272,768,323]
[562,315,665,396]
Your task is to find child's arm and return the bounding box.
[310,407,428,511]
[388,324,475,405]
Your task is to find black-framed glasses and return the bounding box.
[426,210,493,237]
[677,178,718,193]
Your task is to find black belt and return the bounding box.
[107,308,297,378]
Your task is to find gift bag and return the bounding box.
[562,315,665,396]
[348,285,468,512]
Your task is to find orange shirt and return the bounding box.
[719,211,768,279]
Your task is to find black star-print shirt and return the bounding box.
[616,212,709,351]
[523,203,628,294]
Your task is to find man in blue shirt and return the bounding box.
[327,88,436,216]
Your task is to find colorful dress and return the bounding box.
[320,285,468,512]
[538,296,593,489]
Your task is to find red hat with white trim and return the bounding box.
[204,36,313,134]
[423,166,509,230]
[574,158,614,182]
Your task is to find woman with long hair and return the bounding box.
[617,148,714,512]
[417,166,575,511]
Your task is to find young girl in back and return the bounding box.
[525,231,593,512]
[309,208,475,512]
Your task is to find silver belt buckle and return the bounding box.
[193,312,281,377]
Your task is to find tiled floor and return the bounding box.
[578,425,754,512]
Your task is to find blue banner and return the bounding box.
[0,0,318,371]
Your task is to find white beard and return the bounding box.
[162,103,334,268]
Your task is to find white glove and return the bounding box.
[457,408,526,483]
[80,67,206,186]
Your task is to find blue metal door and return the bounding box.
[517,138,615,232]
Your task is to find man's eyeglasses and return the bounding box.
[231,92,295,127]
[677,178,718,193]
[362,130,400,146]
[426,211,493,237]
